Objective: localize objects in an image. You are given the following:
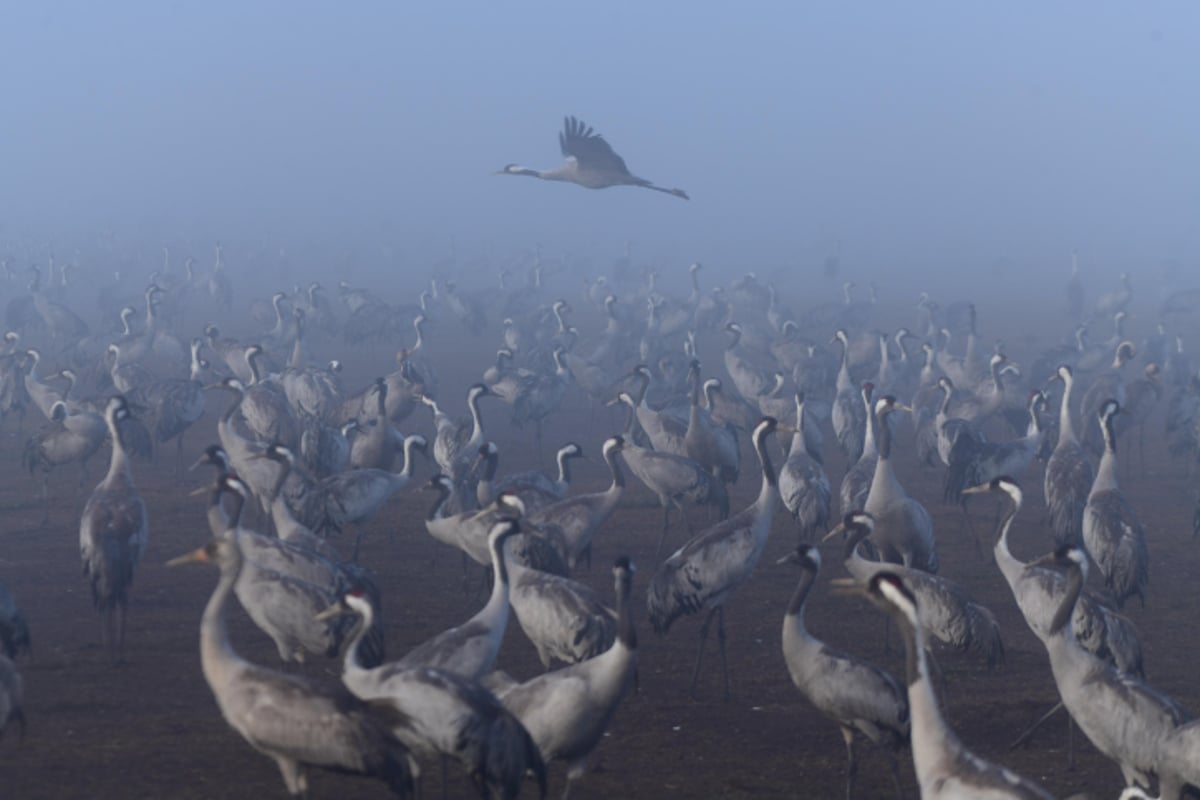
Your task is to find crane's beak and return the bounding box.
[314,603,348,622]
[961,484,989,496]
[820,522,847,543]
[828,577,865,597]
[775,551,800,566]
[166,546,211,567]
[187,485,212,497]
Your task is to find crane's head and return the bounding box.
[776,543,821,571]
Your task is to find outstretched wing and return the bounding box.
[559,116,632,176]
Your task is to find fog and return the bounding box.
[4,2,1198,294]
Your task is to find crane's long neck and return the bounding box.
[614,568,636,652]
[836,339,852,391]
[467,392,485,445]
[104,416,131,485]
[397,438,421,480]
[1057,374,1078,446]
[340,605,374,688]
[783,567,816,635]
[860,393,878,459]
[1092,414,1119,494]
[427,484,452,521]
[896,610,959,784]
[993,497,1026,590]
[877,410,895,461]
[412,317,425,352]
[753,425,779,509]
[1048,562,1084,637]
[556,449,573,485]
[200,550,246,693]
[605,446,626,494]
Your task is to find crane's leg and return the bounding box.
[959,497,982,557]
[716,606,730,700]
[655,503,672,559]
[841,727,857,800]
[115,601,127,665]
[1009,701,1064,750]
[41,475,51,525]
[886,746,904,800]
[175,435,186,481]
[689,607,718,700]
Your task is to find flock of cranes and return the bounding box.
[0,239,1199,800]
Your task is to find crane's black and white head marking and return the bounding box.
[1056,364,1073,382]
[844,510,875,533]
[224,377,246,392]
[561,442,584,458]
[871,573,918,626]
[406,434,428,451]
[429,474,454,492]
[937,376,953,390]
[266,443,295,464]
[222,475,250,500]
[689,359,701,373]
[1116,341,1136,361]
[862,381,874,394]
[1100,399,1120,420]
[604,435,625,455]
[613,555,635,575]
[795,544,821,571]
[108,395,130,421]
[50,401,68,422]
[726,322,742,334]
[754,417,778,439]
[328,360,342,373]
[496,492,526,517]
[991,475,1023,506]
[469,383,490,398]
[703,378,721,391]
[480,441,497,457]
[489,519,521,543]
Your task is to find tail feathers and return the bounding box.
[481,712,547,800]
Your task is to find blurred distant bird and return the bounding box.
[498,116,689,199]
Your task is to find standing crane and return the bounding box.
[647,417,785,699]
[317,591,546,800]
[80,396,148,664]
[844,572,1053,799]
[166,537,415,797]
[778,544,907,799]
[498,115,688,199]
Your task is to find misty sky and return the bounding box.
[3,2,1197,292]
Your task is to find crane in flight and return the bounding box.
[498,116,689,199]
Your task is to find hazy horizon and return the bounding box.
[3,2,1198,297]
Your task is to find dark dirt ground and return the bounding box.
[1,306,1198,800]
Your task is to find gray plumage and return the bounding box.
[839,382,877,515]
[489,557,638,799]
[863,396,938,573]
[967,477,1143,677]
[1082,400,1149,608]
[79,395,148,663]
[826,513,1003,667]
[779,545,908,800]
[647,418,781,698]
[1044,365,1095,547]
[498,115,688,199]
[1033,547,1186,791]
[507,550,616,669]
[0,580,31,660]
[321,591,546,799]
[167,536,415,798]
[857,572,1053,799]
[779,394,831,542]
[0,654,24,739]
